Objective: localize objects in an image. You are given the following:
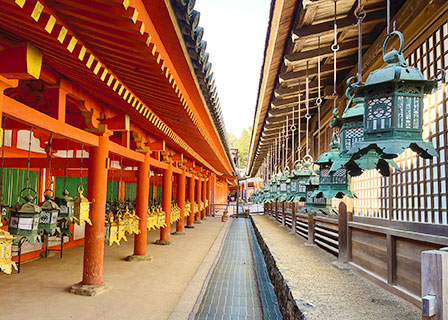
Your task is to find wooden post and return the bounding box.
[421,248,448,320]
[291,202,297,233]
[338,202,348,263]
[186,175,195,228]
[175,170,186,234]
[282,202,286,226]
[387,234,397,285]
[158,164,172,244]
[132,153,150,257]
[82,135,109,286]
[307,213,315,245]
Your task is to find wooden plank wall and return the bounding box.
[264,201,448,308]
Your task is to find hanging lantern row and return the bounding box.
[147,199,167,231]
[106,201,140,246]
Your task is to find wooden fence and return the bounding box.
[264,201,448,308]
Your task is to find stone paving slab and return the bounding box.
[194,218,282,320]
[252,215,421,320]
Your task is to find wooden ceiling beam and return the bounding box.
[274,79,331,97]
[285,37,372,63]
[279,58,354,82]
[293,7,386,40]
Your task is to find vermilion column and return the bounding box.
[186,175,195,228]
[158,164,172,244]
[176,170,186,233]
[132,153,150,257]
[195,176,202,223]
[201,178,206,219]
[206,177,211,216]
[82,135,109,286]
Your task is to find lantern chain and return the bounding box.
[297,80,302,163]
[45,133,54,194]
[26,128,33,190]
[79,144,84,188]
[331,0,340,135]
[355,0,366,83]
[317,36,322,156]
[64,141,69,191]
[0,117,6,205]
[110,155,115,201]
[119,157,123,201]
[304,61,312,162]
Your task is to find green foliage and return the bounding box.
[228,127,252,169]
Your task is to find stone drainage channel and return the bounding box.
[192,217,283,320]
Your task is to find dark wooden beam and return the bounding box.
[285,37,372,63]
[279,58,354,82]
[293,7,386,39]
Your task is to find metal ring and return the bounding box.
[383,30,404,57]
[303,154,314,164]
[290,125,296,131]
[316,97,322,105]
[331,43,340,51]
[305,114,312,120]
[354,8,366,21]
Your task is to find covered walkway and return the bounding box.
[0,218,226,320]
[252,215,420,319]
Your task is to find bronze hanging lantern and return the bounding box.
[289,161,313,202]
[300,169,333,215]
[39,189,60,236]
[311,136,354,200]
[9,188,41,244]
[330,81,400,176]
[0,224,16,274]
[73,185,92,226]
[350,31,439,160]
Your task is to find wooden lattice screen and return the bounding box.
[352,21,448,225]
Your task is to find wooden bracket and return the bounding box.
[132,131,149,152]
[0,43,42,80]
[161,151,171,163]
[101,114,130,132]
[171,153,183,162]
[148,140,165,152]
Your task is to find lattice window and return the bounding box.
[352,21,448,225]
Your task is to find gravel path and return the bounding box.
[252,215,420,320]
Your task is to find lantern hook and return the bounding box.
[383,31,405,64]
[19,187,37,202]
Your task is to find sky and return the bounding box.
[195,0,271,138]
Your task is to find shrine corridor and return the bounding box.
[194,217,282,320]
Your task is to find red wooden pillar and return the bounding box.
[206,177,211,216]
[158,164,172,244]
[176,170,186,233]
[201,177,206,219]
[81,135,109,286]
[195,176,202,223]
[186,174,195,228]
[131,153,150,258]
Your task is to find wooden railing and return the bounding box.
[263,201,448,309]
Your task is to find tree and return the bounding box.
[228,127,252,169]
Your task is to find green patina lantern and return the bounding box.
[9,188,41,244]
[300,170,333,214]
[350,31,438,161]
[330,81,400,177]
[55,189,74,237]
[288,160,313,202]
[277,168,290,202]
[39,189,61,236]
[55,189,74,221]
[311,137,354,201]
